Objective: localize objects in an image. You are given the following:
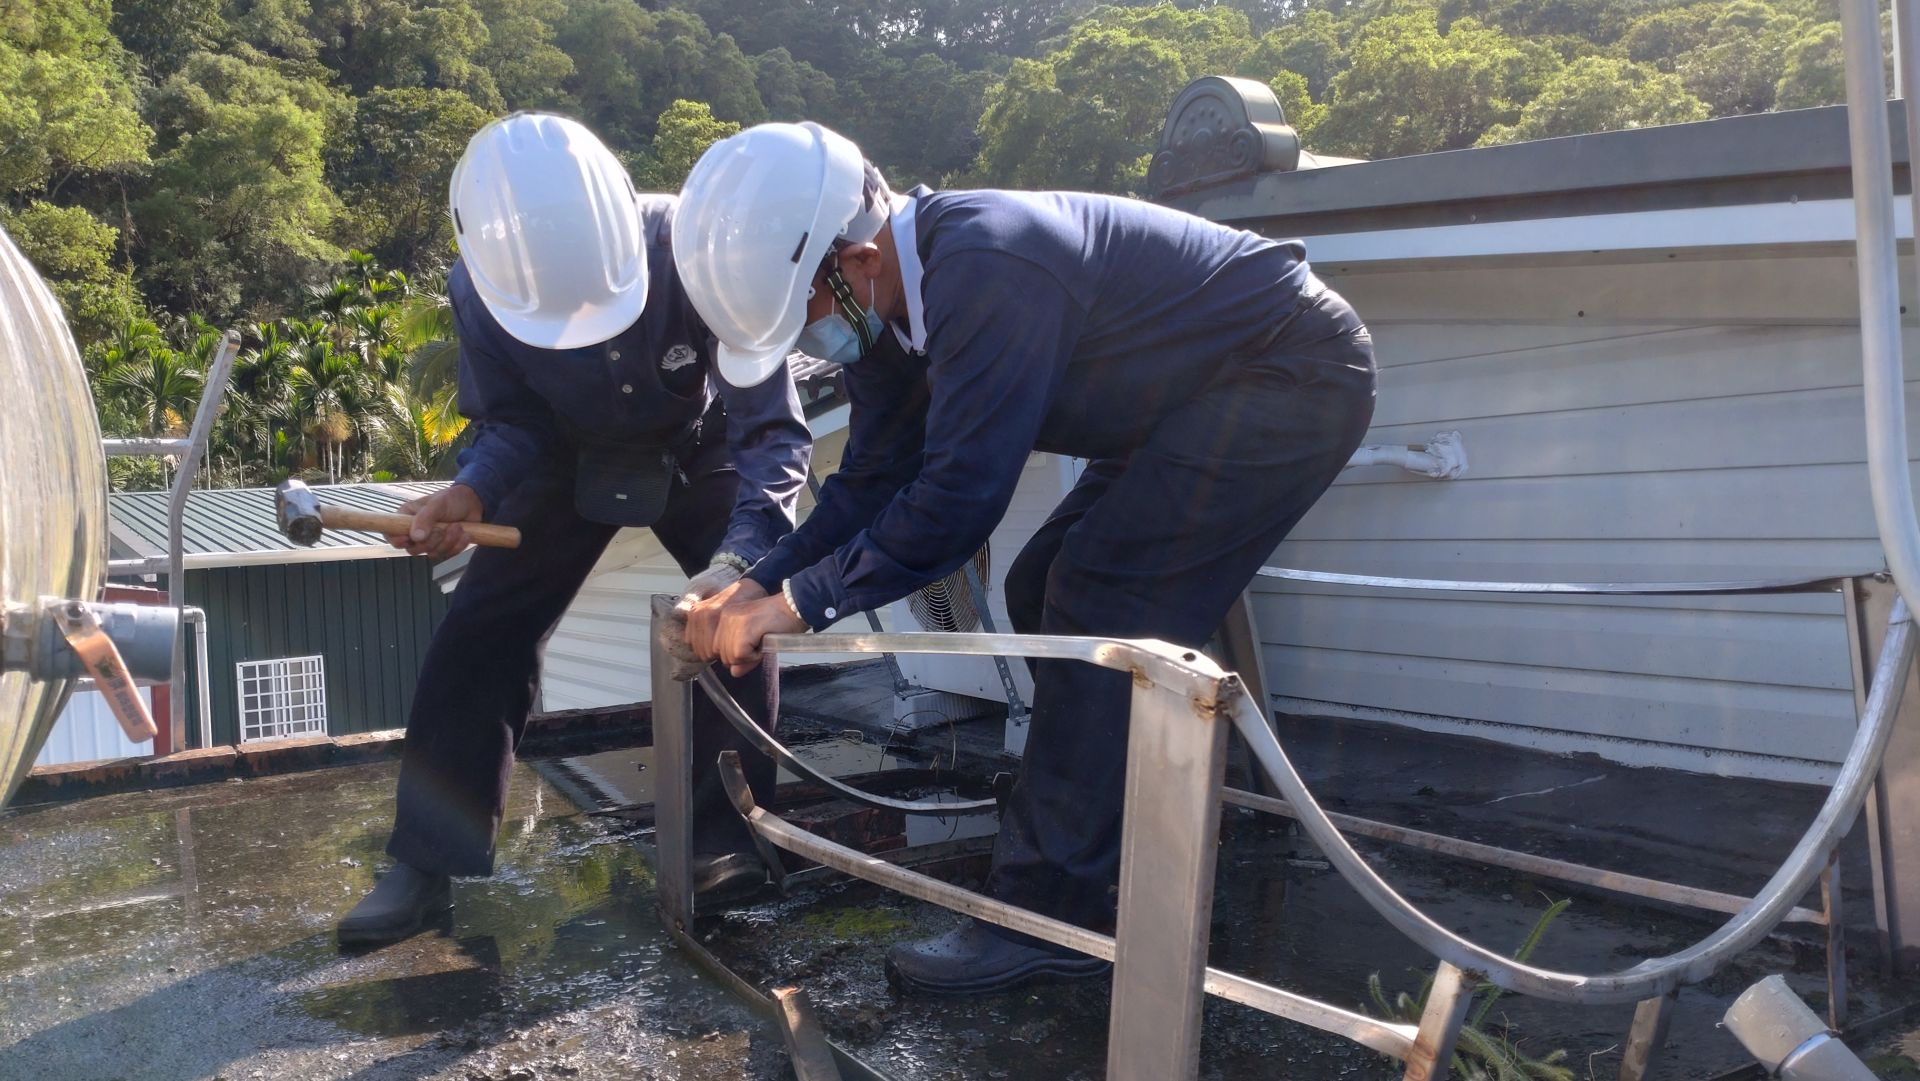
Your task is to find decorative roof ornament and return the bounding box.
[1148,75,1301,201]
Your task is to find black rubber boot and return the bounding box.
[336,862,453,945]
[884,920,1110,995]
[691,851,769,907]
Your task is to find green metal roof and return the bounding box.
[109,481,448,569]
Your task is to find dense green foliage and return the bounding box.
[5,0,1854,488]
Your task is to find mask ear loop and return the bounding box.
[824,266,878,355]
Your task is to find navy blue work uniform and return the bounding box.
[745,188,1376,930]
[387,196,811,878]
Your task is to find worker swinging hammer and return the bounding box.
[676,122,1377,995]
[333,112,812,945]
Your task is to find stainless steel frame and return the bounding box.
[650,590,1918,1079]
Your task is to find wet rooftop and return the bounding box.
[0,760,791,1080]
[6,663,1920,1080]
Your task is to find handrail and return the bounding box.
[744,608,1913,1005]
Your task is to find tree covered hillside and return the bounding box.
[5,0,1855,487]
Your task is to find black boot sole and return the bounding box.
[884,954,1111,996]
[335,894,454,946]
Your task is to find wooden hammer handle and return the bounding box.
[319,505,523,549]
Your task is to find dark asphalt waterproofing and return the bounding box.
[4,664,1920,1079]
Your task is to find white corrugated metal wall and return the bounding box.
[539,416,894,712]
[35,686,155,766]
[1258,246,1906,783]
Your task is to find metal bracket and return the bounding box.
[958,559,1029,730]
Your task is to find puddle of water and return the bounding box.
[0,761,789,1080]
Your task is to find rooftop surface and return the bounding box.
[0,759,789,1080]
[5,665,1920,1080]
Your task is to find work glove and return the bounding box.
[666,562,744,681]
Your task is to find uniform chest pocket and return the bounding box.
[573,441,675,527]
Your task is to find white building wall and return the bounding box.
[35,685,155,767]
[1257,246,1910,783]
[538,417,895,713]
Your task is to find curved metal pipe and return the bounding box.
[1229,600,1914,1004]
[748,620,1913,1004]
[693,667,997,816]
[1256,568,1858,596]
[1840,0,1920,619]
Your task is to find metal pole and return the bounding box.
[163,333,237,753]
[1222,786,1826,924]
[1823,856,1848,1028]
[1107,670,1229,1081]
[957,559,1029,726]
[185,607,212,749]
[1849,575,1920,973]
[1840,0,1920,621]
[1843,578,1898,976]
[649,595,696,930]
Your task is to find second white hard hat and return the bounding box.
[450,112,647,350]
[672,121,888,386]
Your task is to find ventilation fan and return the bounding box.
[906,545,992,633]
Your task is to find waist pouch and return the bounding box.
[566,416,701,528]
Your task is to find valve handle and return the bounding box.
[49,600,157,743]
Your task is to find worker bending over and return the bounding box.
[677,122,1377,994]
[337,113,809,944]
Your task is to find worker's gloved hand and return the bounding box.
[666,563,745,680]
[389,483,484,560]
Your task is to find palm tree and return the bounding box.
[370,383,466,480]
[105,346,202,437]
[288,339,379,483]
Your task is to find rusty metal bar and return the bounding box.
[1220,786,1827,926]
[649,595,696,931]
[1824,856,1848,1030]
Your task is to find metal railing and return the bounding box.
[102,333,238,753]
[649,580,1917,1080]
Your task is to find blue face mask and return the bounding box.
[796,268,883,366]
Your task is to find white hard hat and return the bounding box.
[673,121,888,386]
[449,112,646,350]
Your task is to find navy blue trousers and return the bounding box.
[987,289,1377,929]
[387,433,777,877]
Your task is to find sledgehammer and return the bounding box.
[274,478,522,550]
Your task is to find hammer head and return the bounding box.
[275,479,324,545]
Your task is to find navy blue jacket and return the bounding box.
[450,194,811,564]
[745,187,1318,627]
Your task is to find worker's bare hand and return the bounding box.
[665,564,744,680]
[389,483,484,559]
[684,578,767,662]
[713,594,808,677]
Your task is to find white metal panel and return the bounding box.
[1253,248,1919,780]
[536,421,893,713]
[35,685,154,767]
